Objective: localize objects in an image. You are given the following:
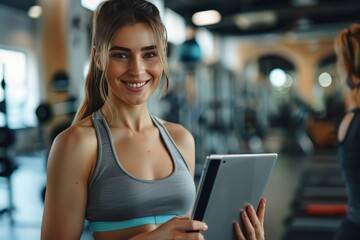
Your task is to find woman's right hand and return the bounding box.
[233,197,266,240]
[130,217,208,240]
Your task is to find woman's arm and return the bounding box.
[41,125,96,240]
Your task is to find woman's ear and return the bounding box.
[92,46,102,70]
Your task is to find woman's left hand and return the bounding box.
[233,197,266,240]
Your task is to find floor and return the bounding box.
[0,134,326,240]
[0,151,46,240]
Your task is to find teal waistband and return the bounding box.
[89,214,178,232]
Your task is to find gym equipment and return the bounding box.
[293,154,346,218]
[301,203,347,216]
[0,66,9,127]
[282,217,343,240]
[282,150,347,240]
[179,38,202,67]
[0,70,17,223]
[0,126,15,148]
[196,63,242,157]
[296,186,347,201]
[36,70,77,124]
[50,70,70,92]
[160,59,243,176]
[36,96,78,124]
[0,156,17,223]
[279,96,316,156]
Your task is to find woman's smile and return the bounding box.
[121,80,151,90]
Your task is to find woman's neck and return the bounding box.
[101,103,152,132]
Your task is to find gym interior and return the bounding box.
[0,0,359,239]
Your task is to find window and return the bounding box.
[0,48,38,129]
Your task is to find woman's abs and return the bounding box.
[92,224,158,240]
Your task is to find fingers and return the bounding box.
[175,218,207,240]
[153,217,207,239]
[256,197,266,226]
[241,208,256,239]
[237,198,266,240]
[233,221,245,240]
[245,197,266,229]
[171,217,208,232]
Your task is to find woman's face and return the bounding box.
[105,23,163,106]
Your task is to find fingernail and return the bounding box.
[204,223,208,230]
[241,211,246,218]
[247,205,253,212]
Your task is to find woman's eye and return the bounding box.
[144,52,158,58]
[112,53,128,59]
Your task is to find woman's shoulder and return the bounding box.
[46,115,98,183]
[157,118,194,144]
[55,115,96,146]
[49,115,97,167]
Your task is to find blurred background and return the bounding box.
[0,0,359,239]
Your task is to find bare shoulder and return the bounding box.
[338,111,355,142]
[47,116,97,180]
[53,116,96,152]
[159,119,195,148]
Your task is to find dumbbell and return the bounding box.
[0,126,15,148]
[36,97,78,124]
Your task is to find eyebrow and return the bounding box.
[109,45,157,52]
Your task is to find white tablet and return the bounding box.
[191,153,277,240]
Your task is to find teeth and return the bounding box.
[126,82,146,88]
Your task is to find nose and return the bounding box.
[128,56,145,76]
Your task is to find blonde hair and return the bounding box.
[73,0,169,123]
[335,24,360,87]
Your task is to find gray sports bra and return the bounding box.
[86,110,196,232]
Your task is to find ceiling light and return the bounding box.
[318,72,332,87]
[28,5,42,19]
[165,8,186,44]
[269,68,286,88]
[234,11,277,30]
[192,10,221,26]
[81,0,104,11]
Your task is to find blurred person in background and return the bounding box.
[40,0,266,239]
[334,23,360,239]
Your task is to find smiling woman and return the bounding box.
[40,1,266,240]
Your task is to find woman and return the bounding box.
[41,0,266,239]
[334,24,360,239]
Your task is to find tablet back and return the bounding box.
[191,153,277,240]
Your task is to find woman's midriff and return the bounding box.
[92,224,158,240]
